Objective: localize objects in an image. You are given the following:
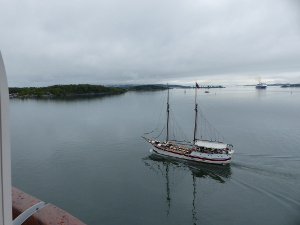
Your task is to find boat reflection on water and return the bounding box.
[142,154,232,222]
[143,154,232,182]
[188,160,231,183]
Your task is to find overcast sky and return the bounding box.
[1,0,300,87]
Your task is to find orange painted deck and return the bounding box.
[12,187,86,225]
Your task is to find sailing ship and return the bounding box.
[142,83,234,165]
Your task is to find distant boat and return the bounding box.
[256,82,267,89]
[142,83,234,165]
[204,90,209,93]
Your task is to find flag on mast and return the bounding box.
[196,82,200,89]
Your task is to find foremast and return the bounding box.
[166,84,170,142]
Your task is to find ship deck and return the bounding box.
[12,187,86,225]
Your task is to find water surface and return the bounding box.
[10,86,300,224]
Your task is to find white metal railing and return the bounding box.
[0,51,13,225]
[12,202,45,225]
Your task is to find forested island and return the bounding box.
[8,84,195,98]
[8,84,170,98]
[281,84,300,87]
[9,84,126,97]
[126,85,168,91]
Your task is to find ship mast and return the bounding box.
[166,84,170,142]
[193,83,198,143]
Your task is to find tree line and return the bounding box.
[126,85,167,91]
[9,84,126,97]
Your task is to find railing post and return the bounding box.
[0,51,13,225]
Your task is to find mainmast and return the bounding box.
[166,84,170,142]
[193,83,199,143]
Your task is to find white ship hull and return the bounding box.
[256,83,267,89]
[150,147,232,165]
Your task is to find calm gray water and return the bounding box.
[10,86,300,225]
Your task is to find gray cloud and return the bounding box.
[1,0,300,87]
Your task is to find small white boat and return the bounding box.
[142,83,234,165]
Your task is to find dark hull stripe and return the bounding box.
[155,147,231,162]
